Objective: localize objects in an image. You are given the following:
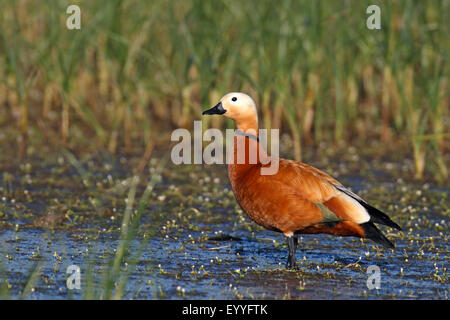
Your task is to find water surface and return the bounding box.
[0,149,448,299]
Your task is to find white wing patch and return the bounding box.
[338,193,370,224]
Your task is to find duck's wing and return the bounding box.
[272,159,347,203]
[272,159,401,230]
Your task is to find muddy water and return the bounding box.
[0,148,448,299]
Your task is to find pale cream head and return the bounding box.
[219,92,258,132]
[219,92,257,119]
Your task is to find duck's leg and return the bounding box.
[285,235,299,270]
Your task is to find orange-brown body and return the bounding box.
[203,92,400,268]
[227,136,365,238]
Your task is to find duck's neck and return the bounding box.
[236,116,258,135]
[228,117,269,182]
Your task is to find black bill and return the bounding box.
[202,102,226,115]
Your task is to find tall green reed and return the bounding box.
[0,0,447,179]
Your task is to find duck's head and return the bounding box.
[202,92,258,132]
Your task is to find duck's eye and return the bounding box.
[232,97,237,102]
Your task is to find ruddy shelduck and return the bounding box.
[202,92,401,269]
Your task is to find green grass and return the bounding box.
[0,0,448,179]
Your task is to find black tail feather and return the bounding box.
[360,221,395,249]
[359,202,402,230]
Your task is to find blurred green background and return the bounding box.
[0,0,448,179]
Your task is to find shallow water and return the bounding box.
[0,149,448,299]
